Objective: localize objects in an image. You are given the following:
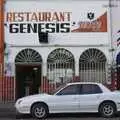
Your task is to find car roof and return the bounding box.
[67,82,102,86]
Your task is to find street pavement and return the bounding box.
[0,102,120,120]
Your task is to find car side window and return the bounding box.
[81,84,102,94]
[56,84,79,95]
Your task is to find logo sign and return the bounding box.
[87,12,94,20]
[72,12,107,32]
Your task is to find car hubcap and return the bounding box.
[34,107,46,118]
[103,105,113,116]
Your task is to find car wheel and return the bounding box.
[31,103,48,119]
[99,102,116,118]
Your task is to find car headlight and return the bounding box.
[17,100,23,104]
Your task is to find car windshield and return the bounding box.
[49,84,67,95]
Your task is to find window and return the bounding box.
[81,84,102,94]
[56,84,79,95]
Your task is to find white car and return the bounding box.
[15,82,120,119]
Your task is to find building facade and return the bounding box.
[1,0,120,101]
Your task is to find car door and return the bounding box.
[78,84,103,112]
[50,84,80,113]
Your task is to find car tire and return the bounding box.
[99,102,116,118]
[31,103,48,119]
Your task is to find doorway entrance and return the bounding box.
[15,48,42,99]
[16,65,41,99]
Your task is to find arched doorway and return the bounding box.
[79,48,107,83]
[47,48,75,91]
[15,48,42,99]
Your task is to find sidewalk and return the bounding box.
[0,101,15,109]
[0,102,16,118]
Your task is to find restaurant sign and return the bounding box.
[6,11,107,33]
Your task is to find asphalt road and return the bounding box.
[0,112,120,120]
[16,113,120,120]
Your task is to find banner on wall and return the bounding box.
[72,12,107,32]
[6,11,107,33]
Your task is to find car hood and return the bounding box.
[18,93,51,101]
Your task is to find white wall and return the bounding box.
[5,0,109,45]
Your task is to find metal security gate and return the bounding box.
[79,48,107,83]
[79,62,107,83]
[0,63,15,102]
[44,48,75,93]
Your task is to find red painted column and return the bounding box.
[0,0,4,100]
[0,0,4,65]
